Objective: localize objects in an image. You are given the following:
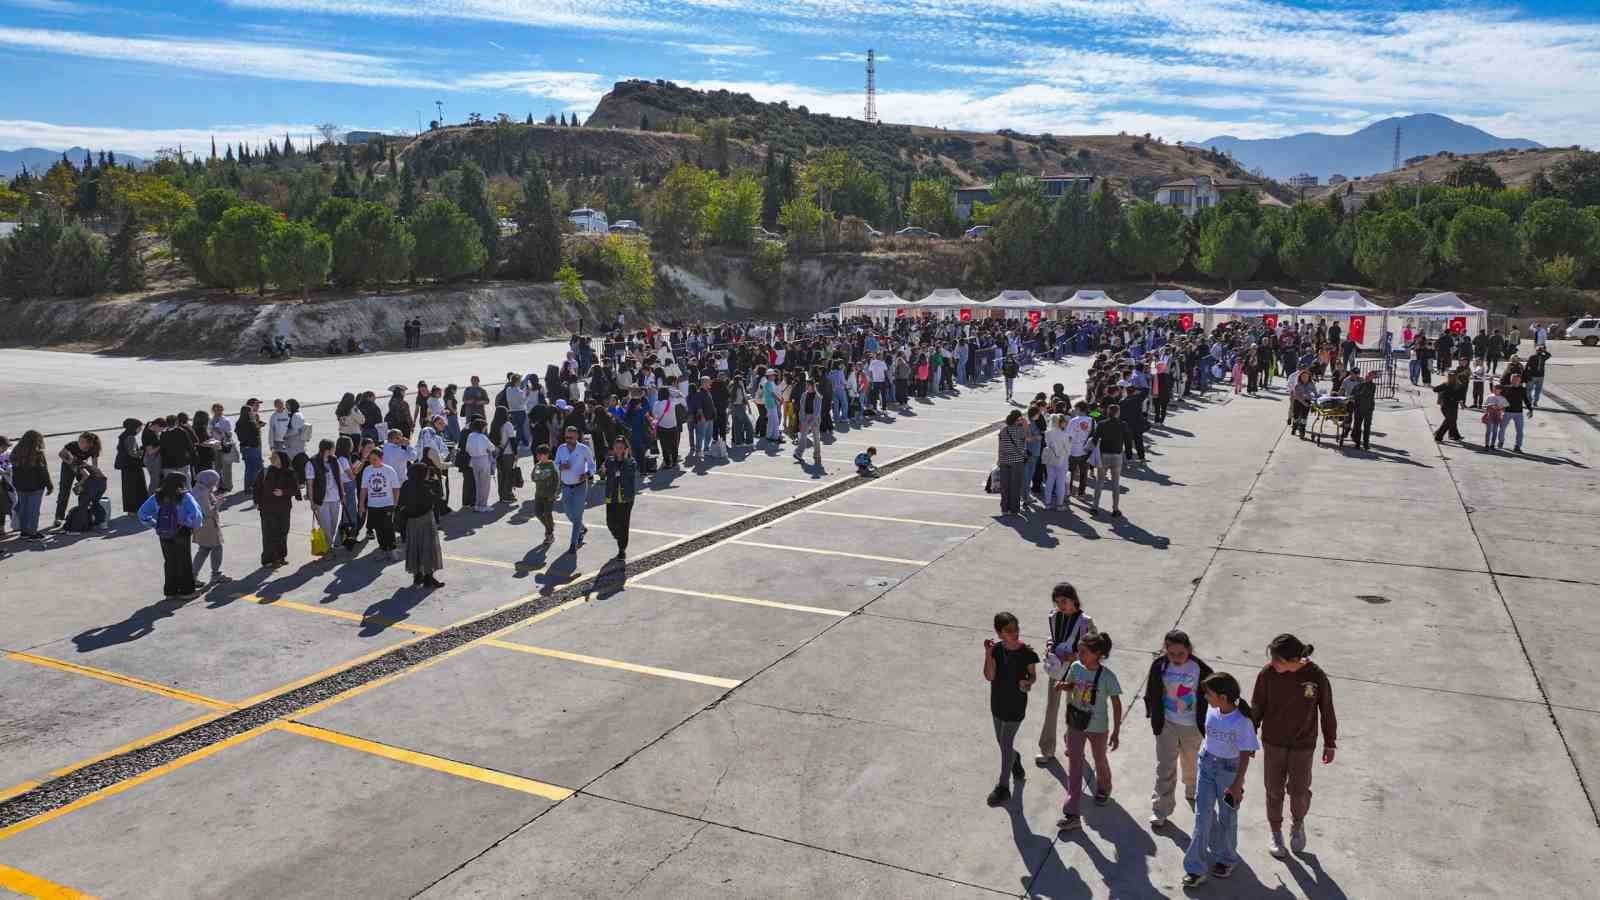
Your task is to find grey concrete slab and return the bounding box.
[817,484,1000,526]
[501,585,838,682]
[589,698,1063,894]
[635,540,923,612]
[0,726,555,899]
[1185,549,1542,702]
[745,507,979,562]
[28,593,412,704]
[1224,492,1485,570]
[417,792,995,899]
[1498,578,1600,712]
[0,655,212,795]
[1475,510,1600,585]
[868,528,1216,655]
[299,640,725,788]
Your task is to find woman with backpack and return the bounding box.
[138,471,205,598]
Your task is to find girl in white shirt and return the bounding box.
[1041,414,1072,510]
[463,421,496,512]
[1182,673,1259,886]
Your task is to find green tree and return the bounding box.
[704,172,763,247]
[333,201,414,288]
[990,195,1049,286]
[1355,210,1433,297]
[1538,254,1582,288]
[108,213,146,292]
[207,202,280,294]
[1112,201,1185,284]
[778,195,826,251]
[50,222,108,297]
[1444,160,1504,191]
[1277,203,1340,284]
[195,188,239,228]
[332,160,357,199]
[511,156,563,280]
[760,153,784,230]
[989,172,1044,206]
[285,168,328,222]
[397,163,418,220]
[1442,206,1517,286]
[1197,210,1261,288]
[1043,190,1094,282]
[265,220,332,298]
[1088,187,1122,278]
[649,163,713,250]
[409,198,487,282]
[0,208,65,298]
[597,235,655,311]
[311,196,359,237]
[171,213,217,286]
[1518,198,1597,268]
[556,261,586,306]
[452,161,498,272]
[1549,151,1600,208]
[906,179,957,236]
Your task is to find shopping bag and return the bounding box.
[310,526,329,556]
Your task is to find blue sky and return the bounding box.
[2,0,1597,157]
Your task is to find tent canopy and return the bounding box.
[916,288,975,308]
[1212,289,1285,311]
[987,289,1048,309]
[1129,289,1202,311]
[1055,289,1125,310]
[1300,290,1385,313]
[845,289,909,309]
[1397,292,1485,314]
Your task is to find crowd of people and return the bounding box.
[987,585,1338,886]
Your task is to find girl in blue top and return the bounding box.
[138,472,206,598]
[1182,672,1260,887]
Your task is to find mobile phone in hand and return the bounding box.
[1222,791,1238,809]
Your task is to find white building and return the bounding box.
[566,208,609,234]
[1289,173,1319,190]
[1155,176,1278,217]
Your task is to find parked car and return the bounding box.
[811,306,841,323]
[866,227,883,239]
[612,219,643,235]
[752,226,783,242]
[964,225,992,239]
[896,226,939,239]
[1568,315,1600,346]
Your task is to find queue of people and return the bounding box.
[986,587,1337,887]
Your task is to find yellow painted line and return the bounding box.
[800,509,983,530]
[728,539,930,566]
[646,493,764,508]
[289,596,591,719]
[0,728,270,842]
[482,641,742,689]
[6,652,233,711]
[0,780,41,803]
[240,595,438,635]
[277,722,573,801]
[0,864,95,899]
[621,582,851,617]
[859,485,994,500]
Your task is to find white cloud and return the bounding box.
[453,70,608,105]
[668,41,768,58]
[224,0,690,34]
[808,51,891,63]
[2,0,91,13]
[0,119,338,158]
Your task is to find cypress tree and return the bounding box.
[109,213,147,292]
[452,161,498,273]
[398,163,418,219]
[512,154,561,281]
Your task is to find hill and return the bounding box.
[586,79,1263,197]
[397,119,760,183]
[1,146,146,178]
[1198,114,1541,182]
[1305,146,1584,200]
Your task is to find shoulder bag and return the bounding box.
[1065,667,1103,732]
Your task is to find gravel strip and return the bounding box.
[0,417,1002,829]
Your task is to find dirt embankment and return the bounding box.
[0,281,610,358]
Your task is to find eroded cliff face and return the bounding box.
[656,245,992,315]
[0,281,610,358]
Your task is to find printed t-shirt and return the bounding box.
[1063,661,1121,733]
[361,464,398,508]
[1200,707,1260,760]
[1162,659,1201,726]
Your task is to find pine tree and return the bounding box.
[398,163,418,219]
[526,113,534,125]
[640,114,651,131]
[109,213,146,292]
[106,150,116,167]
[283,134,295,158]
[210,137,217,161]
[224,145,235,163]
[452,161,498,273]
[761,152,782,230]
[388,145,398,174]
[512,155,562,281]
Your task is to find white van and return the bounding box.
[567,208,609,234]
[1568,316,1600,346]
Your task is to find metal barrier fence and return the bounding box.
[1355,356,1399,400]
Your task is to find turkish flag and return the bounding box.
[958,308,972,322]
[1347,315,1366,344]
[1028,311,1041,326]
[1263,313,1278,330]
[895,308,905,319]
[1448,316,1467,334]
[1104,310,1120,324]
[1178,313,1194,332]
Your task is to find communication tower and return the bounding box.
[865,49,878,125]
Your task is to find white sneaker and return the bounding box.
[1149,815,1167,829]
[1268,829,1288,859]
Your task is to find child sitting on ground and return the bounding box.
[855,446,878,477]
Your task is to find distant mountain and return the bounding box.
[1,146,147,179]
[1197,114,1542,182]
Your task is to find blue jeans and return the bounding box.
[833,391,849,422]
[1528,377,1544,408]
[1503,411,1525,450]
[560,482,587,548]
[242,446,263,494]
[692,420,712,455]
[14,489,45,535]
[1184,753,1241,875]
[510,410,529,453]
[956,359,967,385]
[732,408,753,444]
[1005,376,1015,398]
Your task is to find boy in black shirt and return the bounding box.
[984,611,1039,806]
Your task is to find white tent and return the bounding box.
[1395,292,1489,338]
[1128,290,1203,321]
[840,289,911,320]
[986,290,1049,319]
[916,288,976,310]
[1054,290,1125,311]
[1211,289,1286,312]
[1298,291,1390,349]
